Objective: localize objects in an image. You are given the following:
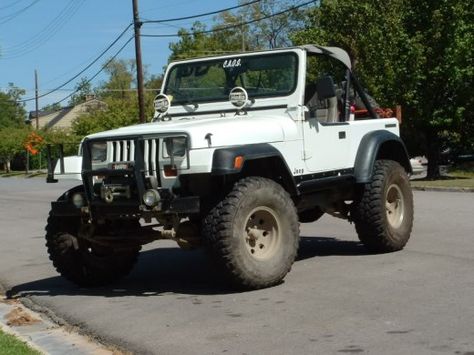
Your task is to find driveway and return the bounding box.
[0,178,473,354]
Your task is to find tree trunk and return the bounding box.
[5,160,11,173]
[426,129,441,179]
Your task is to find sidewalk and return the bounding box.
[0,293,121,355]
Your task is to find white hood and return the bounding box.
[86,114,291,149]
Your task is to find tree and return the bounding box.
[168,21,243,61]
[168,0,307,61]
[0,127,29,172]
[72,97,140,136]
[72,58,161,137]
[41,102,62,112]
[403,0,473,175]
[223,0,306,49]
[292,0,473,178]
[0,83,26,129]
[100,59,135,100]
[69,77,94,106]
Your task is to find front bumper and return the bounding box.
[51,195,200,218]
[49,136,200,219]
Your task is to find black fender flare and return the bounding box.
[354,130,412,183]
[50,184,85,216]
[211,143,297,195]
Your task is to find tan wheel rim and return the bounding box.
[385,184,405,229]
[243,206,281,260]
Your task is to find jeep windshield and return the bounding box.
[164,52,298,105]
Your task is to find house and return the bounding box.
[27,96,106,130]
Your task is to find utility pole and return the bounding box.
[132,0,146,123]
[241,15,245,52]
[34,69,39,129]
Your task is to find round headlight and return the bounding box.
[72,193,84,208]
[164,137,187,157]
[91,142,107,163]
[153,94,171,114]
[229,87,248,109]
[143,189,161,207]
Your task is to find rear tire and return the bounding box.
[203,177,299,289]
[352,160,414,253]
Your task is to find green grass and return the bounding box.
[0,171,25,178]
[411,170,474,189]
[0,328,41,355]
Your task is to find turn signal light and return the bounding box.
[164,164,178,177]
[234,155,244,169]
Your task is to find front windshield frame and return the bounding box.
[163,51,299,106]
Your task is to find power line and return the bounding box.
[0,0,85,58]
[0,0,40,25]
[54,36,134,105]
[14,0,312,105]
[142,15,216,30]
[0,0,27,11]
[142,0,262,24]
[17,24,133,103]
[141,0,316,38]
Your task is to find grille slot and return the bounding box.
[108,138,160,178]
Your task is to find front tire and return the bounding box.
[352,160,414,253]
[45,214,140,287]
[203,177,299,289]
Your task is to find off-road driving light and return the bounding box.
[229,87,248,109]
[143,189,161,207]
[153,94,171,114]
[72,193,84,208]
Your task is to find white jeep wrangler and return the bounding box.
[46,45,413,289]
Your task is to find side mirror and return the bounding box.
[316,76,336,100]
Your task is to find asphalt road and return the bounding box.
[0,178,473,355]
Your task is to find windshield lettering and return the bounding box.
[223,59,241,69]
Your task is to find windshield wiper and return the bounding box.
[182,100,199,110]
[166,88,199,110]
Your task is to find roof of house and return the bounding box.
[26,98,105,130]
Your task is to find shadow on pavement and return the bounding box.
[7,236,368,299]
[297,236,368,260]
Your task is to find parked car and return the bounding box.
[410,156,428,175]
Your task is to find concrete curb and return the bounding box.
[0,293,121,355]
[411,186,474,193]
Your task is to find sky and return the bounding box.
[0,0,237,112]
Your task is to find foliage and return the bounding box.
[226,0,306,49]
[0,127,30,172]
[168,0,307,61]
[72,97,140,136]
[0,83,26,129]
[292,0,473,177]
[168,21,243,62]
[69,77,94,106]
[404,0,474,175]
[71,58,161,137]
[99,59,136,100]
[40,128,81,155]
[41,102,62,112]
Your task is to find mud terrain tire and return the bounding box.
[203,177,299,289]
[352,160,414,253]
